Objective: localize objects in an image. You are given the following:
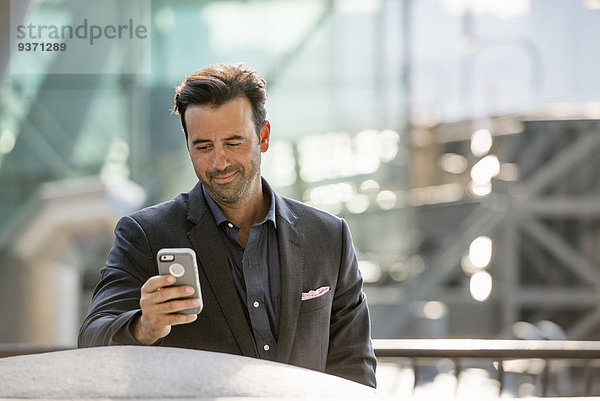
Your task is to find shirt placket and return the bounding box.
[243,224,277,360]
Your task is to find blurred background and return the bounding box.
[1,0,600,396]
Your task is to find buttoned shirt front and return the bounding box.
[202,179,281,360]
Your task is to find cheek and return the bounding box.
[189,156,208,174]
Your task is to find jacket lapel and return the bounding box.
[274,195,305,363]
[186,182,257,358]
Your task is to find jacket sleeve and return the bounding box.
[325,219,377,388]
[78,215,156,347]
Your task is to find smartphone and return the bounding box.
[156,248,203,315]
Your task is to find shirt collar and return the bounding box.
[202,177,277,228]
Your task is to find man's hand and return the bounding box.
[132,275,201,345]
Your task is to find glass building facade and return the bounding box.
[0,0,410,344]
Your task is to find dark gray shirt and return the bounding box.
[202,179,281,360]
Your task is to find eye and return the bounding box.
[227,142,242,147]
[195,144,211,152]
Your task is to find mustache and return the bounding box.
[207,166,240,179]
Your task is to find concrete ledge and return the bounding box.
[0,346,380,400]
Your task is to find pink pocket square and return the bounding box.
[301,286,330,301]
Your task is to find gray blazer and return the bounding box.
[79,181,377,387]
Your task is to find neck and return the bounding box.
[217,179,269,231]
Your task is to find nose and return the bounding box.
[212,146,231,171]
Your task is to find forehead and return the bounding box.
[184,96,254,139]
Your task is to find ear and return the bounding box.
[259,120,271,153]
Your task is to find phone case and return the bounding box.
[156,248,203,315]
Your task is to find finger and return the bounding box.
[142,306,198,328]
[153,285,195,302]
[160,297,202,314]
[141,275,176,294]
[144,303,199,327]
[170,313,198,326]
[140,288,195,315]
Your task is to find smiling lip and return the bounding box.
[212,171,237,184]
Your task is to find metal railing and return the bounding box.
[373,339,600,397]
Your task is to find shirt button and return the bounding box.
[227,223,234,228]
[253,301,260,308]
[263,344,270,351]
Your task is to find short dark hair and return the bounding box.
[173,63,267,139]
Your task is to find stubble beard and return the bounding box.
[202,148,262,206]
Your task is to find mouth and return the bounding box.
[211,171,237,184]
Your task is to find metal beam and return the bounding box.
[265,0,334,88]
[515,287,600,307]
[389,286,600,308]
[527,197,600,217]
[20,119,73,178]
[0,0,32,85]
[397,204,505,321]
[500,200,519,330]
[515,133,600,198]
[514,125,559,180]
[568,306,600,340]
[520,216,600,288]
[520,230,565,285]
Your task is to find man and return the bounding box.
[78,63,377,388]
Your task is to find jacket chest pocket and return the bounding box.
[299,290,333,313]
[290,290,333,371]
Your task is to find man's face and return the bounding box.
[185,96,270,206]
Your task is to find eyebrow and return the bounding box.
[224,135,245,141]
[191,135,245,146]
